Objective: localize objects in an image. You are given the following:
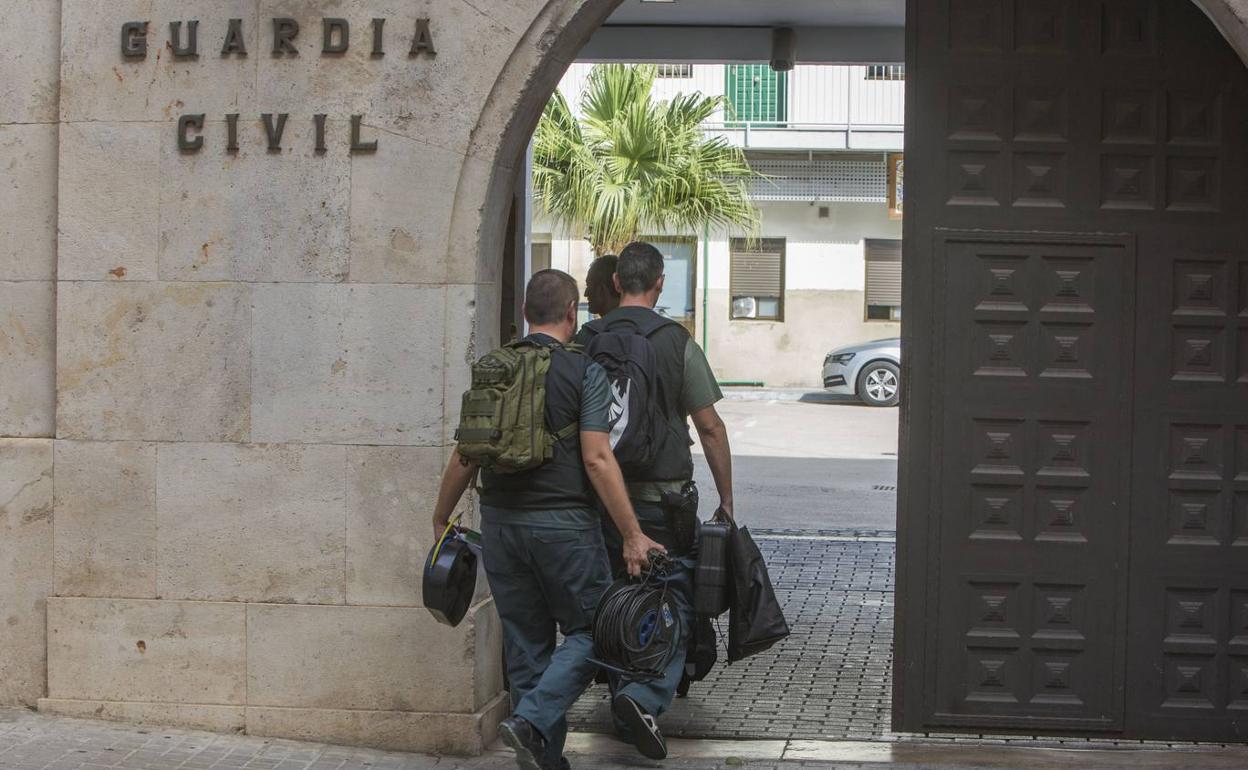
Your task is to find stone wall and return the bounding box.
[2,0,547,754]
[5,0,1248,756]
[0,0,60,710]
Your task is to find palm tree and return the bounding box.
[533,64,759,256]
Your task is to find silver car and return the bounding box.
[821,337,901,407]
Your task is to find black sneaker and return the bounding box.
[498,716,547,770]
[611,694,667,760]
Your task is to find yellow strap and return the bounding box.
[429,512,464,567]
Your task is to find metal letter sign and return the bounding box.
[121,21,147,58]
[126,16,441,153]
[221,18,246,56]
[322,19,349,54]
[177,114,205,151]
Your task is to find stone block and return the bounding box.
[57,122,161,281]
[54,441,157,598]
[471,599,504,710]
[156,442,347,604]
[246,600,500,713]
[462,1,588,167]
[253,1,525,156]
[347,131,462,283]
[38,699,245,733]
[0,0,59,123]
[0,125,57,280]
[345,445,443,606]
[244,693,509,755]
[443,283,501,437]
[158,119,350,282]
[446,156,514,286]
[56,282,251,442]
[46,597,246,705]
[0,439,53,706]
[251,284,444,445]
[59,0,258,123]
[0,281,55,438]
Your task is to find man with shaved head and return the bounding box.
[433,269,664,770]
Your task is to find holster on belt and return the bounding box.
[660,480,699,556]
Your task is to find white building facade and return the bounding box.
[532,62,905,387]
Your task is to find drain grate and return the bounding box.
[873,484,896,491]
[568,536,896,741]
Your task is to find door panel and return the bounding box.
[898,0,1248,739]
[1126,237,1248,738]
[934,233,1133,730]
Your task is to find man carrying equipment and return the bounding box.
[432,269,664,770]
[575,242,736,760]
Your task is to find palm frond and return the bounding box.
[532,63,760,254]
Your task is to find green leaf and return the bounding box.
[533,64,759,254]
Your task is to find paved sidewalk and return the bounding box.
[719,388,846,403]
[4,709,1248,770]
[571,534,1238,752]
[568,535,895,741]
[8,535,1245,770]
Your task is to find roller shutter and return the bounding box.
[864,238,902,307]
[730,239,785,297]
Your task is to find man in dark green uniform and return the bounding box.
[574,242,736,760]
[432,270,664,770]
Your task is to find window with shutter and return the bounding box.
[724,65,788,127]
[864,238,902,321]
[730,238,785,321]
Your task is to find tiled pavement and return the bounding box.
[570,532,1239,752]
[568,533,896,741]
[5,709,1248,770]
[6,532,1246,770]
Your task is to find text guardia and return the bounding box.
[121,17,436,58]
[119,17,435,153]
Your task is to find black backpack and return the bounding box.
[581,313,676,477]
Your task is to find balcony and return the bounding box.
[558,63,905,152]
[703,121,902,151]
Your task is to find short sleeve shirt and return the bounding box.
[681,337,723,415]
[580,362,611,433]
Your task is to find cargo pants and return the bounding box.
[481,516,613,767]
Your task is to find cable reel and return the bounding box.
[423,517,482,628]
[590,552,685,680]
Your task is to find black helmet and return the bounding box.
[423,528,479,627]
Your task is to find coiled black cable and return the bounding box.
[592,555,684,680]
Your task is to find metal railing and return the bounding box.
[701,121,904,149]
[560,63,906,130]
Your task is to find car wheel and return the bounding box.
[857,362,900,407]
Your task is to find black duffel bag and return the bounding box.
[725,514,790,662]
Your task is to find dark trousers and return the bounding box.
[481,520,612,765]
[602,501,697,726]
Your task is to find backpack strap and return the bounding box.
[580,319,605,338]
[597,311,677,338]
[517,336,581,442]
[635,312,679,338]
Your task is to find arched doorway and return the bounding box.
[453,0,1248,741]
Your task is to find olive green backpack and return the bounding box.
[454,340,579,473]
